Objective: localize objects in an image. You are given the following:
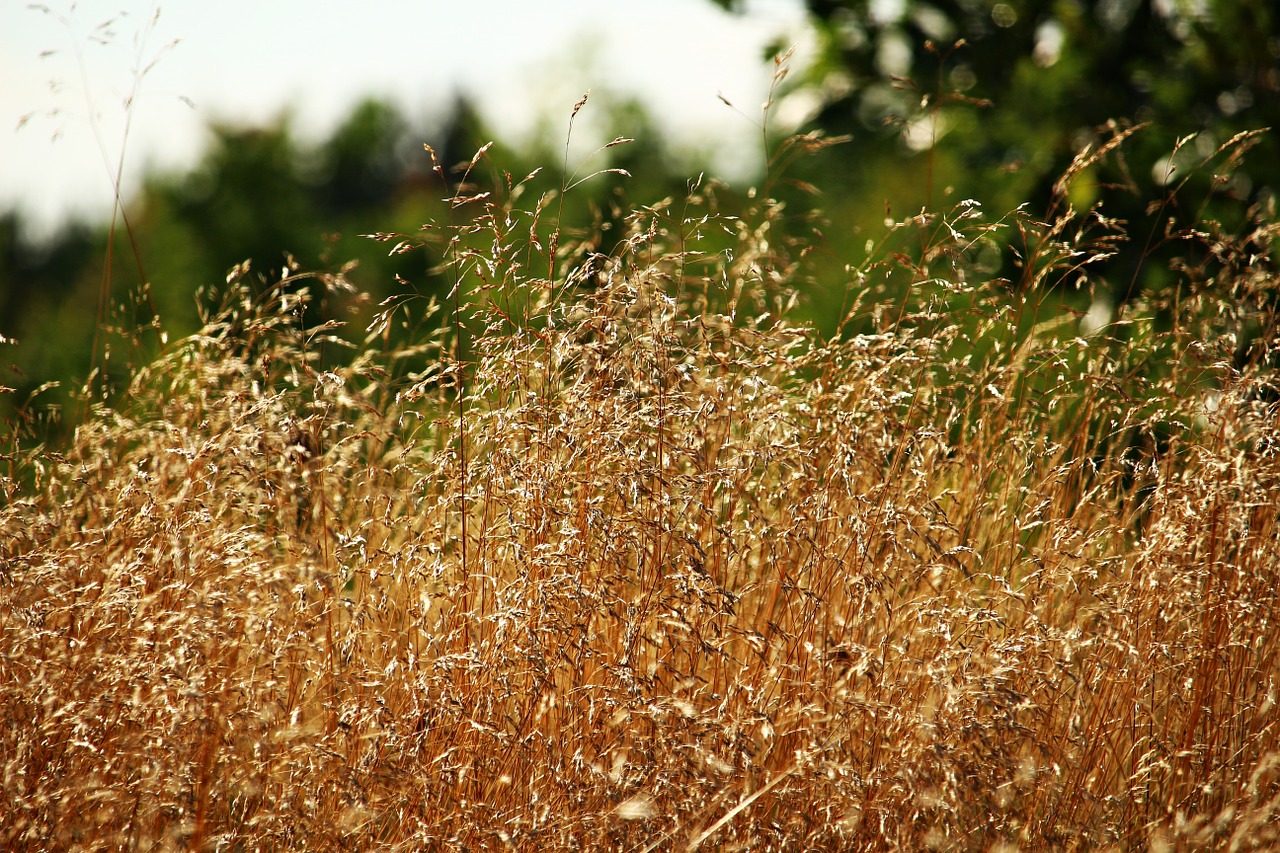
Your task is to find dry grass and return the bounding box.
[3,123,1280,851]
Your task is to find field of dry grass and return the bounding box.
[3,126,1280,850]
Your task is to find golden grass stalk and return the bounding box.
[2,128,1279,850]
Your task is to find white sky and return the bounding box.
[2,0,812,243]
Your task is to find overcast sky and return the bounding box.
[2,0,811,243]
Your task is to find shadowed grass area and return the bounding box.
[2,125,1279,850]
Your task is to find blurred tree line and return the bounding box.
[3,0,1277,437]
[0,91,693,435]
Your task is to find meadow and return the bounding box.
[3,117,1280,849]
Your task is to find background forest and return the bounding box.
[4,0,1276,433]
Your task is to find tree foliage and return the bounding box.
[718,0,1278,308]
[0,92,707,436]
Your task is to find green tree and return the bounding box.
[715,0,1278,306]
